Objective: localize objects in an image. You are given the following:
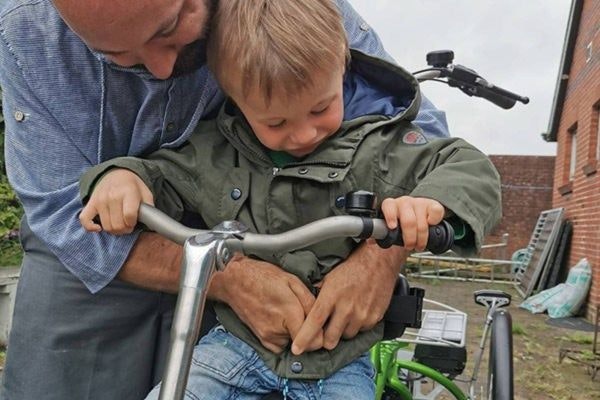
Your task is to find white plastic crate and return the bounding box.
[416,310,467,346]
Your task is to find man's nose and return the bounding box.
[141,46,178,80]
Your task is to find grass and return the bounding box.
[579,349,599,361]
[512,322,527,336]
[558,332,594,345]
[523,337,543,354]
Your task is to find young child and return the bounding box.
[79,0,502,398]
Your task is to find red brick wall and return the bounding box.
[485,156,555,259]
[552,0,600,320]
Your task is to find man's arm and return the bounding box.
[92,228,314,354]
[414,95,450,139]
[336,0,450,139]
[116,232,182,293]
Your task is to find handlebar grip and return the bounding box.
[376,220,454,254]
[483,82,530,105]
[475,86,517,110]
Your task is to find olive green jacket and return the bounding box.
[81,51,502,379]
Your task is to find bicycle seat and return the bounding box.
[473,290,511,308]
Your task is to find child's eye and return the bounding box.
[267,120,286,128]
[311,105,329,115]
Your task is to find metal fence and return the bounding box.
[406,233,522,285]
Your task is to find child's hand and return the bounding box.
[380,196,445,252]
[79,169,154,235]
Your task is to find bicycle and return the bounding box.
[372,289,513,400]
[135,51,528,400]
[369,50,526,400]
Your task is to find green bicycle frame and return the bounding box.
[370,340,468,400]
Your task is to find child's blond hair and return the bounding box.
[207,0,349,105]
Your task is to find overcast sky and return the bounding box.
[351,0,572,155]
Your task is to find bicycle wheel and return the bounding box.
[487,310,513,400]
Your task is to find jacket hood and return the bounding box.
[343,49,421,122]
[217,50,422,167]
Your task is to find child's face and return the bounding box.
[229,67,344,158]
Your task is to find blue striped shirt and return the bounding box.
[0,0,448,293]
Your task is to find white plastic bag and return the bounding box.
[519,258,592,318]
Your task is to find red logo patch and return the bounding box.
[402,131,427,145]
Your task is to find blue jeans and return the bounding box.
[146,326,375,400]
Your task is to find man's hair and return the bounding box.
[207,0,349,104]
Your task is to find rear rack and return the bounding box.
[398,299,468,348]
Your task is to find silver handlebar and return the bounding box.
[138,203,394,254]
[138,204,203,245]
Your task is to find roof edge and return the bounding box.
[543,0,584,142]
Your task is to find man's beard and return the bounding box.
[170,39,208,78]
[168,0,214,78]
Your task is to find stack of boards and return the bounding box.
[515,208,572,298]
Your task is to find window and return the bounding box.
[583,106,600,176]
[586,42,593,63]
[558,124,578,195]
[569,128,577,181]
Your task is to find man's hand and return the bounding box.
[209,255,317,354]
[119,238,320,352]
[291,241,406,355]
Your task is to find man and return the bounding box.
[0,0,449,398]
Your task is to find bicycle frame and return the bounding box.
[372,298,469,400]
[371,338,467,400]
